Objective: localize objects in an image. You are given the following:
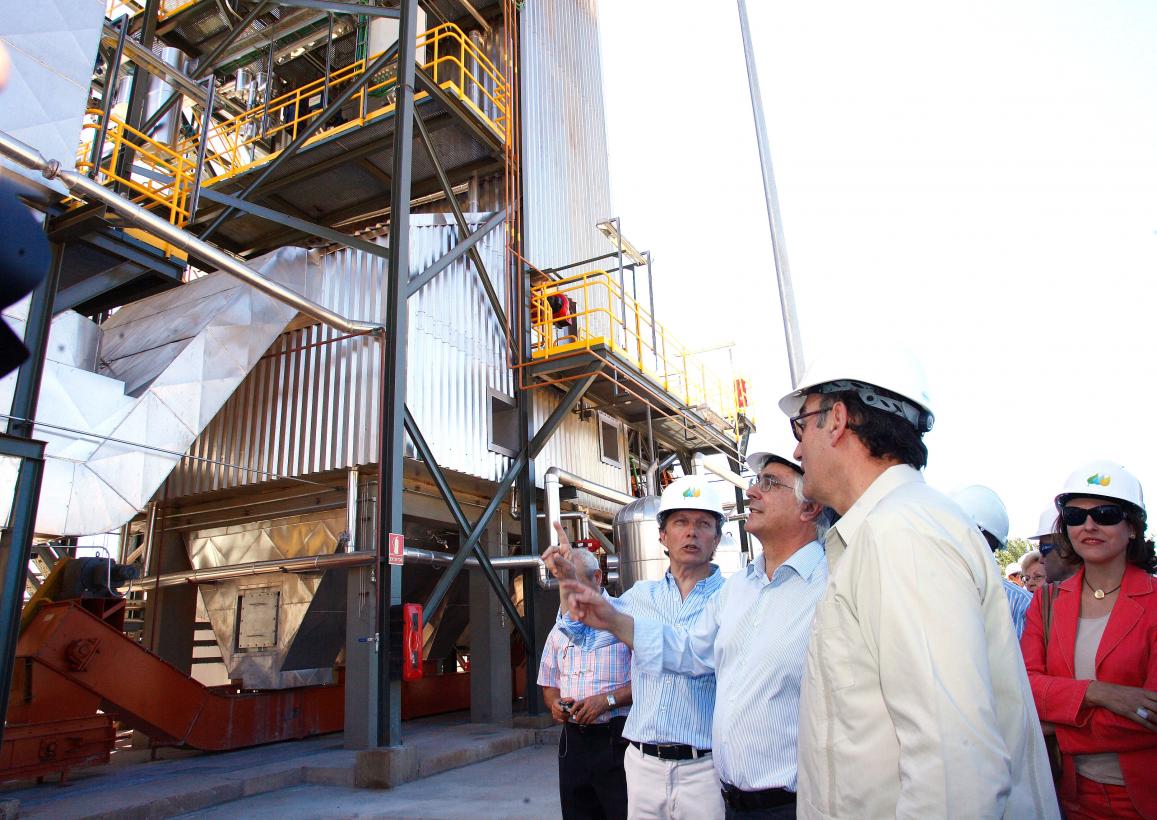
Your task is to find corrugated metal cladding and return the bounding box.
[532,389,629,515]
[168,214,628,504]
[520,0,616,271]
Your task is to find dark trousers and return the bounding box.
[724,804,797,820]
[557,716,628,820]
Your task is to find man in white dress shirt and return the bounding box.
[779,346,1058,819]
[561,447,830,818]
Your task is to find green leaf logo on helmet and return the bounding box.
[1086,473,1111,488]
[682,487,701,498]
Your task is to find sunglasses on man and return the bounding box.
[1059,504,1127,528]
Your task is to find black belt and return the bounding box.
[720,782,796,810]
[630,740,711,760]
[566,719,621,735]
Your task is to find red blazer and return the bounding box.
[1021,564,1157,818]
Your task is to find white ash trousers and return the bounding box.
[624,742,724,820]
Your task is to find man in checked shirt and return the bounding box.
[539,546,633,820]
[546,475,728,820]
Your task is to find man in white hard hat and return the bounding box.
[777,346,1058,819]
[559,445,832,817]
[545,475,727,820]
[950,485,1032,637]
[1029,507,1079,584]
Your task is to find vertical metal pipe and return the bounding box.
[615,216,626,350]
[139,501,159,575]
[645,251,657,366]
[375,0,418,749]
[115,0,162,184]
[735,0,805,385]
[259,36,276,139]
[90,16,130,179]
[323,12,334,109]
[346,468,359,552]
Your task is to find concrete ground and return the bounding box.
[1,715,562,819]
[176,743,561,820]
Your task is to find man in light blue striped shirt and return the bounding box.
[549,475,728,820]
[561,451,831,819]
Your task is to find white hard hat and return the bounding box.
[658,475,725,524]
[778,344,934,432]
[1055,460,1146,516]
[1004,562,1022,579]
[744,431,802,474]
[1029,507,1057,541]
[950,485,1010,547]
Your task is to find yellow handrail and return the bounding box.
[531,271,741,426]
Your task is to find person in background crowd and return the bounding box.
[774,347,1057,819]
[1030,507,1080,585]
[1021,461,1157,819]
[952,485,1033,638]
[546,475,727,820]
[560,446,831,818]
[1020,550,1047,596]
[539,548,633,820]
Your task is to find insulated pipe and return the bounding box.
[692,452,748,493]
[645,453,678,496]
[544,466,634,548]
[0,131,381,336]
[132,551,376,588]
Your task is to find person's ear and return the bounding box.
[800,500,822,523]
[826,401,849,444]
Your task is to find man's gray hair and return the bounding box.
[571,547,600,580]
[792,473,834,542]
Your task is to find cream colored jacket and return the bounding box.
[797,465,1059,819]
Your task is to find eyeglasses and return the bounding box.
[1060,504,1126,527]
[749,474,794,494]
[789,407,828,441]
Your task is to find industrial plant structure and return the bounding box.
[0,0,752,782]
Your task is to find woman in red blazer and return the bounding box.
[1022,461,1157,819]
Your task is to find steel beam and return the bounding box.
[201,38,402,241]
[402,409,530,645]
[413,67,503,152]
[0,241,61,750]
[277,0,400,17]
[412,112,508,332]
[374,0,418,750]
[404,208,506,297]
[422,368,601,619]
[198,188,393,259]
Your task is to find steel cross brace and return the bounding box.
[404,209,506,297]
[412,111,508,333]
[402,408,530,644]
[201,38,403,240]
[421,367,602,618]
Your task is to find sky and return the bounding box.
[597,0,1157,538]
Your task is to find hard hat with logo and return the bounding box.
[1029,507,1058,541]
[1055,460,1146,517]
[950,485,1010,547]
[777,344,934,433]
[744,431,803,475]
[1004,562,1022,580]
[658,475,726,525]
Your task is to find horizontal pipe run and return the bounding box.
[133,551,376,588]
[0,131,381,336]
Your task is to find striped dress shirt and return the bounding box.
[562,567,724,749]
[538,594,632,724]
[1003,578,1031,638]
[633,541,827,792]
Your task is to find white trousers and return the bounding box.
[624,742,724,820]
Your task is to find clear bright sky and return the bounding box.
[598,0,1157,538]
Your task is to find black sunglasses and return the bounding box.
[1039,543,1055,557]
[1060,504,1126,527]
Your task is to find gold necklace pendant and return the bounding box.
[1094,589,1106,600]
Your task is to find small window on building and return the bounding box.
[598,412,623,468]
[488,389,519,458]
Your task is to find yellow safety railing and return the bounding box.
[531,271,740,425]
[76,109,197,227]
[182,23,508,188]
[156,0,200,20]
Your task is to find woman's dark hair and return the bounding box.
[1053,501,1156,573]
[815,391,929,470]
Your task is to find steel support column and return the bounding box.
[422,368,601,620]
[402,408,530,645]
[0,242,63,748]
[374,0,418,750]
[115,0,161,184]
[201,38,402,241]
